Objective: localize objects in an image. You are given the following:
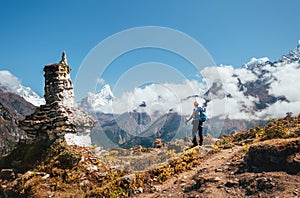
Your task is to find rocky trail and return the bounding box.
[133,146,242,198]
[134,145,300,198]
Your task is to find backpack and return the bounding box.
[198,107,206,122]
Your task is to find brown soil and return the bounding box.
[133,146,300,198]
[246,137,300,174]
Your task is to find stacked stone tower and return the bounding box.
[20,52,95,142]
[44,52,74,107]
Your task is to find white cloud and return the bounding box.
[0,70,22,90]
[234,68,257,82]
[96,80,208,116]
[0,70,45,106]
[201,66,223,88]
[253,61,300,118]
[93,57,300,121]
[268,62,300,102]
[256,101,300,119]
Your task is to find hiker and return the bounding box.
[185,101,206,147]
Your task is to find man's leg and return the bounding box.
[192,120,199,147]
[198,121,203,146]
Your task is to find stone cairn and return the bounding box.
[20,52,96,142]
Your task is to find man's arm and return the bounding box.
[185,112,194,123]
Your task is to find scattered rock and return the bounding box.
[23,171,36,180]
[225,180,239,187]
[120,173,136,185]
[215,168,223,172]
[151,185,161,192]
[87,165,98,172]
[42,174,50,180]
[137,187,143,193]
[80,179,90,188]
[213,177,221,182]
[0,169,15,180]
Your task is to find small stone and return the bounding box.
[215,168,223,172]
[80,179,90,187]
[98,172,108,177]
[48,191,54,198]
[293,191,298,195]
[225,180,239,187]
[214,177,221,182]
[180,179,186,183]
[153,185,161,192]
[0,169,15,180]
[137,187,143,193]
[23,171,35,180]
[121,173,136,184]
[217,184,224,188]
[42,174,50,180]
[87,165,98,172]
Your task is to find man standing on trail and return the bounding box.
[185,101,206,147]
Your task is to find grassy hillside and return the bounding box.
[0,113,299,197]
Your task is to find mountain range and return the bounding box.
[0,71,45,107]
[87,40,300,148]
[0,40,299,149]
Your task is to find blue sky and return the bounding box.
[0,0,299,99]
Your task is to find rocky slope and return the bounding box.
[0,86,36,156]
[0,102,26,156]
[91,111,152,148]
[0,71,44,106]
[0,85,35,118]
[0,113,299,197]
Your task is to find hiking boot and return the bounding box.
[188,144,198,149]
[192,137,198,146]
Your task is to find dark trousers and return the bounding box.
[198,121,203,146]
[192,120,203,146]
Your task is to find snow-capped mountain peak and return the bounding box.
[0,70,45,106]
[242,57,270,70]
[279,41,300,63]
[98,84,114,101]
[80,84,114,111]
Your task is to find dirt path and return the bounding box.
[133,146,243,198]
